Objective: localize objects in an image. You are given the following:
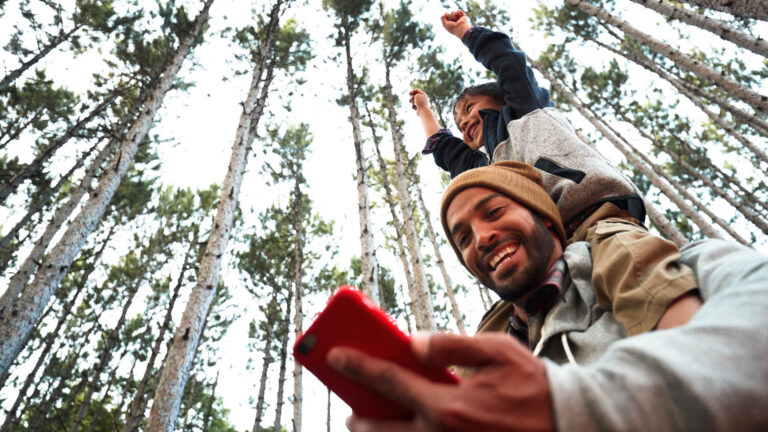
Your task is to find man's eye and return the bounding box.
[488,206,504,217]
[457,233,469,248]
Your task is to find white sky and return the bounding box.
[1,0,767,430]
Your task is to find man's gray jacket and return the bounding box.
[543,239,768,430]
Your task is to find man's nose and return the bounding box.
[475,224,498,251]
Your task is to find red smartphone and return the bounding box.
[293,285,459,421]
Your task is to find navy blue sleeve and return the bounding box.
[431,133,489,178]
[464,27,554,118]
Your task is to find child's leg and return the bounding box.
[581,215,699,336]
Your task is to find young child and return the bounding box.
[411,10,701,337]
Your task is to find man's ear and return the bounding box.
[542,219,553,228]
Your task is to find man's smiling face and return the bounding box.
[454,94,502,150]
[446,187,558,303]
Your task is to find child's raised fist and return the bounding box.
[441,10,471,39]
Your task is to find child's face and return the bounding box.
[454,94,503,150]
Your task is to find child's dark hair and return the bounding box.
[452,82,504,125]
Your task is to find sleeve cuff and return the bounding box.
[422,128,454,154]
[462,25,479,45]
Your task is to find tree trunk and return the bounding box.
[342,24,379,303]
[365,103,416,306]
[566,0,768,113]
[273,288,293,432]
[291,179,305,432]
[145,2,291,430]
[0,137,115,319]
[0,139,101,254]
[628,0,768,57]
[0,23,83,90]
[250,298,276,432]
[604,114,749,243]
[381,66,434,330]
[69,265,147,432]
[406,163,466,334]
[0,92,117,204]
[0,0,211,380]
[593,36,768,166]
[201,371,219,432]
[645,200,688,247]
[122,234,197,432]
[677,0,768,21]
[536,60,715,241]
[0,260,90,430]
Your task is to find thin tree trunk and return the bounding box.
[628,0,768,57]
[0,137,113,319]
[326,389,331,432]
[0,263,89,430]
[0,139,101,253]
[0,92,118,203]
[122,233,197,432]
[84,357,121,432]
[111,359,138,432]
[604,114,749,243]
[593,35,768,166]
[342,23,379,303]
[566,0,768,113]
[381,67,434,330]
[365,104,416,304]
[406,163,466,334]
[537,61,719,240]
[0,24,83,90]
[0,0,211,379]
[273,287,293,432]
[250,298,276,432]
[677,0,768,21]
[645,200,688,247]
[476,282,491,311]
[145,2,290,430]
[291,181,304,432]
[69,264,147,432]
[201,371,219,432]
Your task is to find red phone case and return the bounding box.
[293,286,459,421]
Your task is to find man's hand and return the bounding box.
[327,332,554,432]
[441,10,472,39]
[409,89,430,115]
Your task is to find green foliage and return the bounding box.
[411,48,465,128]
[230,16,312,76]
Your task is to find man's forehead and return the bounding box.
[447,187,513,217]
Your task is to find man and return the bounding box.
[328,161,768,431]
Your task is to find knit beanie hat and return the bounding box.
[440,161,566,267]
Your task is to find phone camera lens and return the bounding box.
[297,334,317,355]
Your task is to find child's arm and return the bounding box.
[442,10,553,118]
[408,89,441,137]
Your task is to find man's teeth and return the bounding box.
[490,245,519,270]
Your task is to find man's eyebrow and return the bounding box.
[474,193,502,211]
[449,193,503,238]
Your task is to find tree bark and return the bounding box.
[365,103,417,300]
[381,65,435,330]
[145,2,290,430]
[291,179,304,432]
[0,0,211,380]
[0,92,117,204]
[122,234,198,432]
[645,200,688,247]
[536,60,715,241]
[566,0,768,113]
[677,0,768,21]
[0,23,83,90]
[273,287,293,432]
[406,163,466,334]
[341,22,379,303]
[628,0,768,57]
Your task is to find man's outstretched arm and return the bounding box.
[328,332,554,432]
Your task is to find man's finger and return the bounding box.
[413,332,534,368]
[328,347,436,412]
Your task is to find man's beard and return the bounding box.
[479,215,555,302]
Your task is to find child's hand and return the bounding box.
[408,89,430,115]
[441,10,471,39]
